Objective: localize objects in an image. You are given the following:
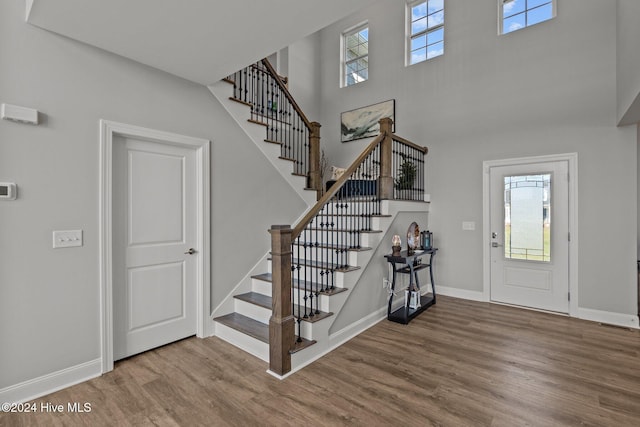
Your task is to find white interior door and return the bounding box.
[113,135,197,360]
[490,161,569,313]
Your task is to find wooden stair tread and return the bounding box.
[252,273,348,296]
[213,312,315,353]
[291,337,316,354]
[294,241,372,252]
[234,292,333,323]
[311,213,390,218]
[229,97,252,107]
[214,312,268,343]
[247,118,268,127]
[264,139,283,146]
[305,227,383,233]
[265,255,362,273]
[288,258,360,273]
[234,291,271,308]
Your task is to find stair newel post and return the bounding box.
[309,121,322,198]
[379,117,394,200]
[268,225,295,376]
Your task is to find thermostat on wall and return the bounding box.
[0,182,17,200]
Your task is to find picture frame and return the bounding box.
[341,99,395,142]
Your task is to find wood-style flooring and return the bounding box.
[2,295,639,426]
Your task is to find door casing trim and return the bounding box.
[482,153,578,317]
[99,120,211,373]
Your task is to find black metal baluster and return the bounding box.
[330,197,336,286]
[313,215,320,314]
[295,237,302,342]
[318,208,324,293]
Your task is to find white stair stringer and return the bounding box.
[208,81,316,207]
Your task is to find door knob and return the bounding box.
[184,248,196,255]
[491,242,503,248]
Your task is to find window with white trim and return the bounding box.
[343,24,369,87]
[407,0,444,66]
[500,0,555,34]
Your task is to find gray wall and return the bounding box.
[0,1,305,389]
[287,33,323,124]
[616,0,640,125]
[302,0,637,316]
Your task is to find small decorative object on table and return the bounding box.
[420,230,432,250]
[405,289,421,309]
[407,222,420,255]
[392,235,402,255]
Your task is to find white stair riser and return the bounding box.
[291,246,360,266]
[214,322,269,362]
[252,279,272,296]
[298,315,333,341]
[234,299,271,324]
[285,265,351,286]
[249,281,336,313]
[293,286,349,314]
[296,231,380,247]
[299,290,330,313]
[360,232,380,248]
[305,214,388,230]
[268,260,353,282]
[304,216,377,230]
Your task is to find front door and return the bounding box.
[113,135,197,360]
[489,161,569,313]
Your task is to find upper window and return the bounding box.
[343,24,369,87]
[500,0,555,34]
[407,0,444,66]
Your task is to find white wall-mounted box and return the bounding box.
[0,182,17,200]
[1,103,39,124]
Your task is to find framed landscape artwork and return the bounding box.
[341,99,395,142]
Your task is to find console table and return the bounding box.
[384,248,438,324]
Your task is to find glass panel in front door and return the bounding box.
[504,174,551,262]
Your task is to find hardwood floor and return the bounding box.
[2,296,639,426]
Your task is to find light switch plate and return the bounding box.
[53,230,83,248]
[462,221,476,231]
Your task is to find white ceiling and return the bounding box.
[26,0,378,85]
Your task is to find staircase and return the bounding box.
[208,59,430,376]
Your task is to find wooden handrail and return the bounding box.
[391,134,429,155]
[292,132,387,239]
[260,59,313,130]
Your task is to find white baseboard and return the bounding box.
[437,285,485,302]
[284,307,387,377]
[328,307,388,347]
[440,287,639,329]
[577,307,639,329]
[0,359,102,404]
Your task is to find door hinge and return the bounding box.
[568,232,571,242]
[568,292,571,301]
